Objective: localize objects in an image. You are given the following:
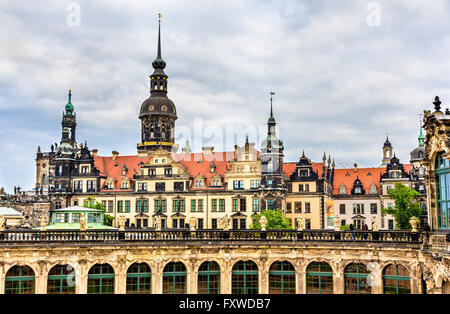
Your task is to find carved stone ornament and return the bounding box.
[259,216,268,231]
[40,215,48,230]
[189,217,197,231]
[79,213,87,231]
[154,216,162,231]
[0,214,6,231]
[333,216,341,231]
[297,217,305,231]
[371,216,379,231]
[118,216,126,231]
[410,217,419,233]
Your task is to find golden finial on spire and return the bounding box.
[69,85,72,93]
[386,132,389,138]
[158,13,162,22]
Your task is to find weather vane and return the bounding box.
[158,13,162,22]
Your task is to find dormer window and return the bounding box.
[370,184,377,194]
[339,184,346,194]
[299,170,309,177]
[355,187,361,194]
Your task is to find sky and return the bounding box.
[1,0,450,193]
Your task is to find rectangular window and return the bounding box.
[117,201,124,213]
[136,200,142,213]
[233,181,244,190]
[253,199,259,212]
[143,200,149,213]
[173,200,185,212]
[286,202,292,213]
[305,219,311,230]
[267,199,275,210]
[340,204,346,215]
[102,201,107,211]
[240,219,246,230]
[353,204,364,214]
[232,199,239,212]
[156,183,165,192]
[295,202,302,213]
[219,199,225,212]
[388,219,394,230]
[212,199,218,212]
[305,184,310,192]
[125,200,130,213]
[211,219,217,230]
[191,199,197,212]
[232,219,239,230]
[143,219,148,228]
[240,198,246,212]
[198,219,204,230]
[138,183,147,192]
[108,201,113,213]
[370,203,377,215]
[299,184,304,192]
[74,181,82,192]
[174,182,184,191]
[198,200,204,212]
[87,180,96,192]
[305,202,311,213]
[136,219,141,228]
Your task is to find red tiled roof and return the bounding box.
[283,162,325,178]
[94,152,235,190]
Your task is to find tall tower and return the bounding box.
[259,92,286,210]
[381,134,393,167]
[62,88,77,147]
[138,14,178,154]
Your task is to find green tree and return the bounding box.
[251,209,293,230]
[382,183,422,230]
[83,196,114,226]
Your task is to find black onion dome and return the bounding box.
[139,96,177,119]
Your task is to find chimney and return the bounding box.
[354,162,358,173]
[112,151,119,161]
[92,149,98,158]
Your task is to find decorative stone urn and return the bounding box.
[118,216,126,231]
[410,217,419,233]
[296,217,305,231]
[79,214,86,231]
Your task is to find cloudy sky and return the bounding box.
[1,0,450,193]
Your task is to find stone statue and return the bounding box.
[189,217,197,231]
[79,214,86,231]
[371,216,379,231]
[154,216,162,231]
[118,216,126,231]
[40,215,48,231]
[410,216,419,233]
[259,215,268,231]
[297,217,305,231]
[334,216,341,231]
[0,214,6,231]
[219,215,232,231]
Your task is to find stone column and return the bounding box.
[0,262,4,294]
[296,261,305,294]
[78,261,88,294]
[187,261,198,294]
[259,264,269,294]
[222,257,232,294]
[370,264,383,294]
[333,263,345,294]
[34,262,45,294]
[115,258,127,294]
[153,260,163,294]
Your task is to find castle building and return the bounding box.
[34,19,426,231]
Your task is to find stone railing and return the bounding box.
[0,229,428,245]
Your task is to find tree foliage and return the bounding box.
[251,209,292,230]
[382,183,422,230]
[83,196,114,226]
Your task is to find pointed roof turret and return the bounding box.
[65,88,74,116]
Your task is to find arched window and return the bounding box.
[269,261,296,294]
[126,263,151,294]
[344,263,371,294]
[306,262,333,294]
[47,264,76,294]
[435,152,450,229]
[383,264,410,294]
[87,264,115,294]
[198,261,221,294]
[163,262,186,294]
[232,261,259,294]
[4,265,35,294]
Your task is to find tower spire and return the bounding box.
[157,13,162,59]
[270,91,275,117]
[418,114,425,147]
